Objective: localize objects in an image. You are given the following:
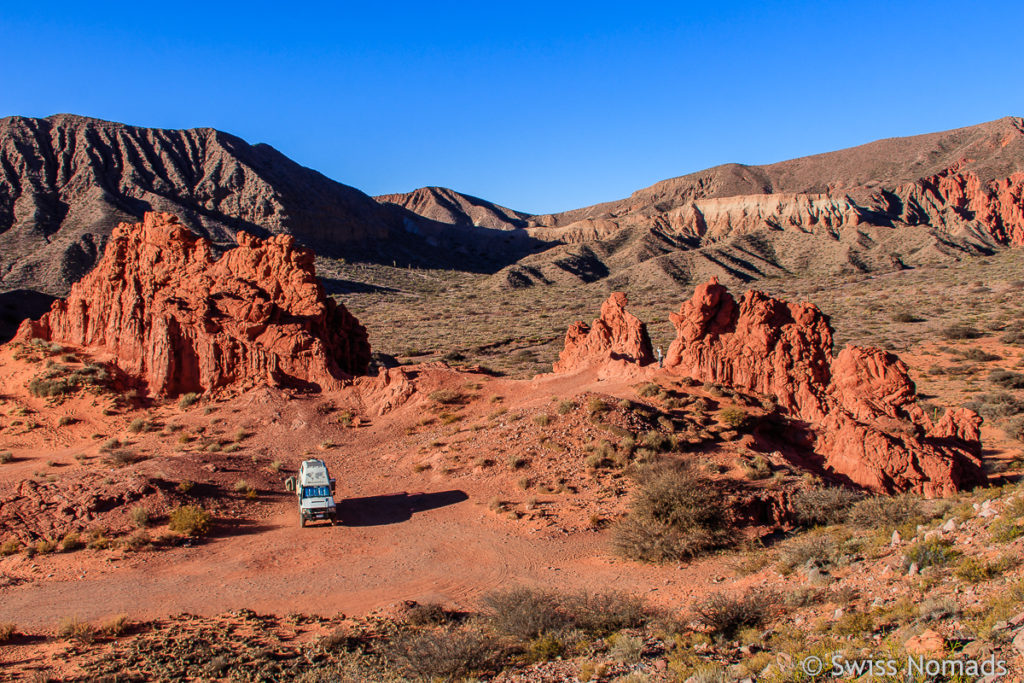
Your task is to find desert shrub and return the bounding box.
[177,480,195,494]
[105,449,145,467]
[692,588,778,639]
[832,610,875,636]
[404,602,454,626]
[556,400,576,415]
[168,505,212,537]
[989,517,1024,543]
[127,418,149,433]
[611,462,730,563]
[639,430,673,452]
[58,415,76,426]
[35,538,57,554]
[233,479,253,494]
[740,455,771,479]
[941,324,983,340]
[100,614,130,637]
[587,397,609,414]
[178,392,201,409]
[954,557,1007,583]
[847,494,923,530]
[562,591,646,635]
[892,311,925,323]
[0,451,12,464]
[483,587,646,640]
[385,627,495,681]
[533,414,552,427]
[776,532,843,573]
[0,538,21,556]
[482,587,567,639]
[428,389,463,405]
[526,632,564,662]
[791,487,863,527]
[999,327,1024,348]
[965,392,1024,418]
[961,348,1001,362]
[903,538,959,570]
[718,406,748,428]
[121,530,151,551]
[130,507,150,528]
[636,383,661,398]
[59,532,83,552]
[0,622,16,643]
[608,633,644,663]
[990,369,1024,389]
[57,616,96,644]
[269,460,283,472]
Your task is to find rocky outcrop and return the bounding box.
[552,293,654,373]
[666,278,984,496]
[15,212,370,396]
[898,166,1024,246]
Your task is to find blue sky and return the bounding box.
[2,1,1022,214]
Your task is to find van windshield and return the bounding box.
[302,486,331,498]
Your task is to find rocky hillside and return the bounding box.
[0,114,399,296]
[487,117,1024,288]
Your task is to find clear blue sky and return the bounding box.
[2,1,1022,214]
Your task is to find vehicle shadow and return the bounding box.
[338,490,469,527]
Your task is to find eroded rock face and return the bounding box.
[16,212,370,395]
[553,292,654,372]
[666,278,984,496]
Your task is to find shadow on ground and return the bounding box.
[338,490,469,527]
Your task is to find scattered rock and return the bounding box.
[904,629,946,656]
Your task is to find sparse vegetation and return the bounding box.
[692,588,779,640]
[168,505,212,537]
[612,461,730,563]
[791,487,863,527]
[178,392,201,409]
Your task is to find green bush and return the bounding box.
[611,462,730,563]
[718,406,748,428]
[903,538,959,570]
[168,505,212,537]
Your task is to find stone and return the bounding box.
[907,562,920,576]
[904,629,946,656]
[15,213,371,396]
[942,518,958,533]
[552,292,654,372]
[891,530,902,546]
[664,278,985,495]
[1013,628,1024,656]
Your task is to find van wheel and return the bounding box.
[330,514,338,526]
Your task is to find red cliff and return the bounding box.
[16,212,370,395]
[664,278,984,496]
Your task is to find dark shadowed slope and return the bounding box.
[0,114,397,295]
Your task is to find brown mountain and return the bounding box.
[0,114,399,296]
[376,186,530,231]
[486,116,1024,288]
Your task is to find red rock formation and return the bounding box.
[665,278,984,496]
[919,166,1024,246]
[15,212,370,395]
[665,279,833,422]
[552,292,654,372]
